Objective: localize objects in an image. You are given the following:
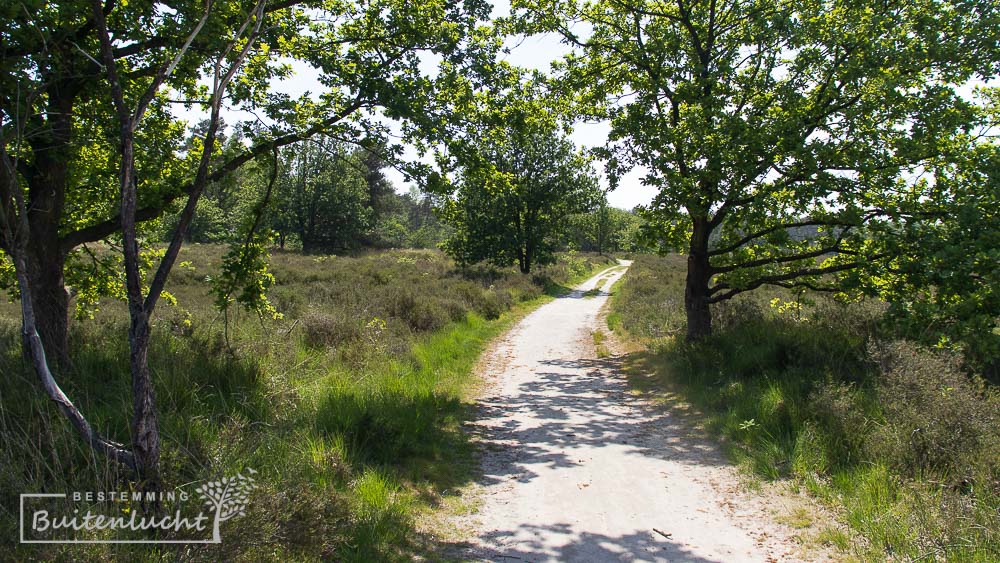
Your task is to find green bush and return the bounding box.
[390,289,451,332]
[302,310,363,349]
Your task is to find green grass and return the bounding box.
[0,247,614,561]
[609,254,1000,562]
[592,329,610,358]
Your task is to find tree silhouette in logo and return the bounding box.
[195,468,257,542]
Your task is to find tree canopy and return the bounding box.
[0,0,496,361]
[430,76,601,273]
[514,0,1000,339]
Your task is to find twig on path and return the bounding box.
[653,528,673,539]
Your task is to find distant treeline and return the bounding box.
[163,131,644,255]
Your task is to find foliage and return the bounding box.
[270,137,373,253]
[431,76,601,273]
[0,0,498,361]
[64,244,176,320]
[857,142,1000,379]
[516,0,1000,338]
[211,233,281,321]
[562,201,644,253]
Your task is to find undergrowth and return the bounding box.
[609,254,1000,561]
[0,247,614,561]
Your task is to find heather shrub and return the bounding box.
[868,340,999,485]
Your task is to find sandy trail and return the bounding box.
[455,262,807,562]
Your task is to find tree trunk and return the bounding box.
[20,88,74,366]
[685,216,713,341]
[129,317,161,492]
[22,244,70,367]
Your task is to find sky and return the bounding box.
[179,2,658,211]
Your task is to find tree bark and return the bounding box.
[685,216,713,341]
[517,250,529,274]
[22,240,70,366]
[19,83,75,366]
[129,316,160,491]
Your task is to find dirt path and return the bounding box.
[453,262,812,562]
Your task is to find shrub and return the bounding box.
[868,341,999,485]
[302,311,362,349]
[390,289,451,332]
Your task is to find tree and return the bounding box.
[273,137,373,253]
[1,0,495,363]
[3,0,496,487]
[357,140,396,239]
[1,1,189,363]
[516,0,999,340]
[434,78,600,273]
[858,141,1000,379]
[563,197,643,253]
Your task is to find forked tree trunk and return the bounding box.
[685,216,713,341]
[91,0,262,491]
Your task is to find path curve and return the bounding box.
[455,261,810,562]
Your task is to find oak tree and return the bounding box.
[516,0,1000,339]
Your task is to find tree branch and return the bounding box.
[708,218,852,258]
[58,98,367,252]
[143,0,266,315]
[708,252,890,303]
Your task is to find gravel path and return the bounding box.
[454,262,811,562]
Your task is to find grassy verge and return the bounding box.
[608,255,999,561]
[0,247,613,561]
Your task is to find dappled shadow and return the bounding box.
[445,522,724,562]
[468,352,728,490]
